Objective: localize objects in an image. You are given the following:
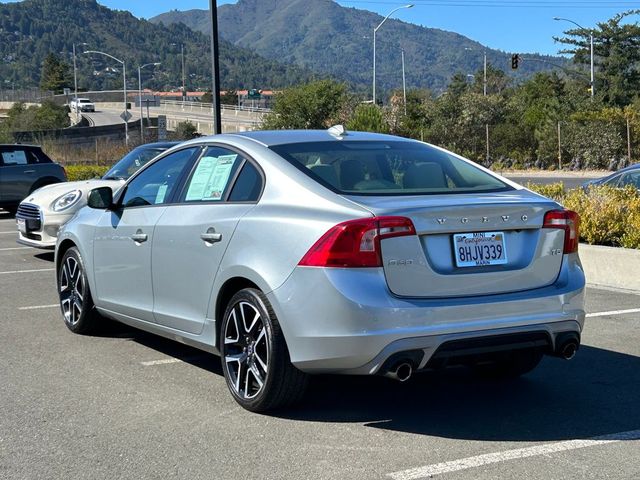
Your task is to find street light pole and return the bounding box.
[138,63,161,143]
[181,44,186,103]
[373,4,413,105]
[85,50,128,146]
[401,48,407,115]
[554,17,595,98]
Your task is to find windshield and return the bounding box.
[270,141,510,196]
[102,147,168,180]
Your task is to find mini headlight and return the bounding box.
[52,190,82,212]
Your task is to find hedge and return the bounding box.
[527,183,640,249]
[65,165,110,182]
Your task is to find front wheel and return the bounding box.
[220,288,308,412]
[58,247,100,334]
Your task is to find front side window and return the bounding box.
[121,147,198,208]
[270,141,510,196]
[103,146,170,180]
[182,146,243,203]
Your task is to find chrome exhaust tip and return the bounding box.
[560,341,578,360]
[383,362,413,382]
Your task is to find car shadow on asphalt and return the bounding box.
[34,252,54,262]
[277,345,640,442]
[89,321,640,442]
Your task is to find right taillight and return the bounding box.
[298,216,416,268]
[543,209,580,254]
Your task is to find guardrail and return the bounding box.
[159,100,271,114]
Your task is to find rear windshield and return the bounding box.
[270,141,511,196]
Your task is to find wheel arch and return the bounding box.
[56,239,77,274]
[214,276,261,349]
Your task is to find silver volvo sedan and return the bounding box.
[55,128,585,412]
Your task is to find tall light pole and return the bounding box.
[181,44,186,103]
[465,47,490,163]
[85,50,129,145]
[209,0,222,135]
[138,62,160,143]
[401,48,407,115]
[554,17,595,98]
[373,4,413,105]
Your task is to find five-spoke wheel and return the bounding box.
[58,247,99,334]
[220,288,308,412]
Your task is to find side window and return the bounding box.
[27,149,52,164]
[121,147,198,208]
[229,161,263,202]
[182,146,243,203]
[603,174,623,187]
[1,149,28,166]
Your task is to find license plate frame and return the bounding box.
[17,218,26,234]
[453,231,508,268]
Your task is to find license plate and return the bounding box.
[453,231,507,268]
[17,218,26,234]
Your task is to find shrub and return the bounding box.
[527,182,640,249]
[65,165,110,181]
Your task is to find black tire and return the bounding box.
[220,288,308,412]
[57,247,100,335]
[473,349,544,379]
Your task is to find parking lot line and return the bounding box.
[18,304,58,311]
[388,429,640,480]
[0,268,54,275]
[586,308,640,318]
[0,247,30,251]
[141,358,184,366]
[0,231,17,234]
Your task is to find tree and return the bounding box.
[39,53,72,93]
[171,121,199,140]
[220,88,238,106]
[347,104,389,133]
[262,80,350,130]
[555,10,640,107]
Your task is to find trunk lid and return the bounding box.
[344,190,565,298]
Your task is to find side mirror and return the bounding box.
[87,187,114,210]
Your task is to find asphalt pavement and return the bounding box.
[0,211,639,480]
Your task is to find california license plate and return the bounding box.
[453,231,507,268]
[17,218,26,234]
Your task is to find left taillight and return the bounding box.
[298,216,416,268]
[543,209,580,254]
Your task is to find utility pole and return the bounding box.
[627,117,632,165]
[209,0,222,134]
[558,121,562,170]
[484,51,489,165]
[401,48,407,115]
[181,44,186,103]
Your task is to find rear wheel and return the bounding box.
[473,349,544,378]
[58,247,100,334]
[220,288,308,412]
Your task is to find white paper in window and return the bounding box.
[185,154,238,201]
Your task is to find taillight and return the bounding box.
[543,209,580,254]
[298,216,416,268]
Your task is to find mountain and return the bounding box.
[152,0,564,93]
[0,0,311,92]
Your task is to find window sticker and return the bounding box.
[155,184,168,204]
[186,154,238,202]
[2,150,28,165]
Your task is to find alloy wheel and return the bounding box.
[59,256,84,326]
[224,301,270,400]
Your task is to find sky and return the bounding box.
[2,0,636,55]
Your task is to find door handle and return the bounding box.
[201,228,222,244]
[23,170,35,174]
[131,230,148,243]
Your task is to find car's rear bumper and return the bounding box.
[267,254,585,374]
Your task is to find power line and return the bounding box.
[341,0,640,7]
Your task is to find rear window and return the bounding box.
[270,141,510,196]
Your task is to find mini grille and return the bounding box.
[16,203,41,220]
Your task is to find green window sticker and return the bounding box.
[186,154,238,202]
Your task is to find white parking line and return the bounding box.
[141,358,183,366]
[0,231,17,234]
[18,304,58,311]
[0,247,30,251]
[586,308,640,318]
[0,268,54,275]
[388,429,640,480]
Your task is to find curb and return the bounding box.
[580,243,640,293]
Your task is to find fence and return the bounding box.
[0,88,54,103]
